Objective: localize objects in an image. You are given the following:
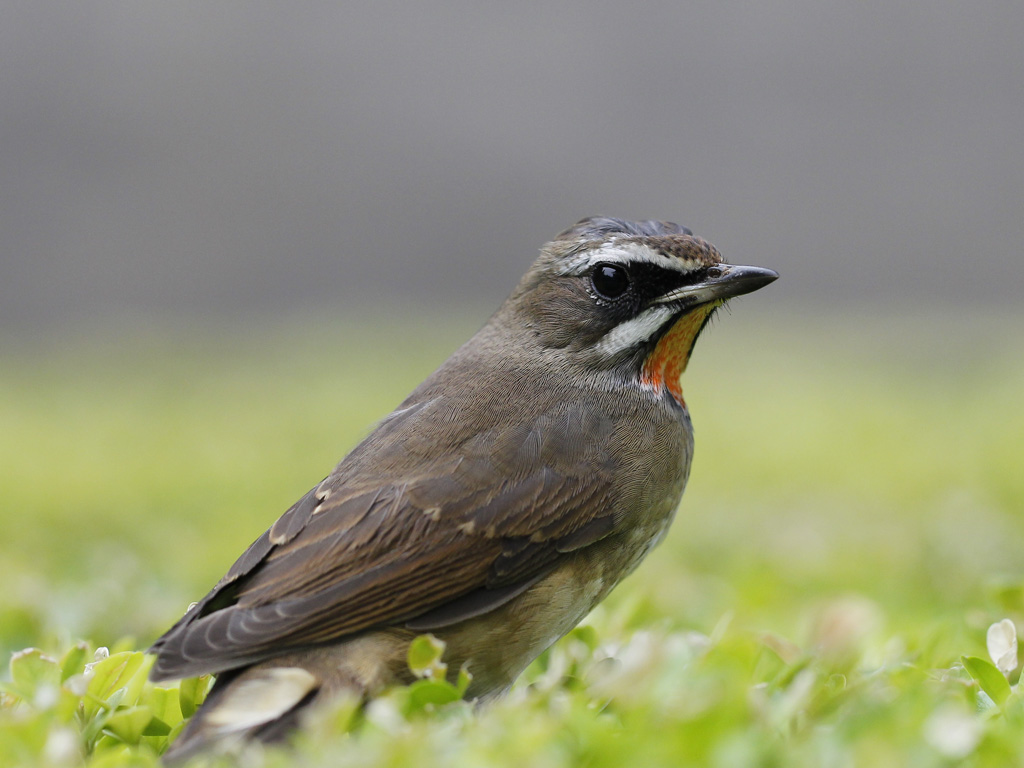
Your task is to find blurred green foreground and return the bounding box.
[1,308,1023,766]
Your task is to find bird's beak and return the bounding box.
[652,263,779,307]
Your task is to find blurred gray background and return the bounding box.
[2,1,1021,330]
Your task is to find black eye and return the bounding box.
[591,263,631,299]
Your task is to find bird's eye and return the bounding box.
[591,263,631,299]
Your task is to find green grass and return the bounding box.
[2,307,1023,766]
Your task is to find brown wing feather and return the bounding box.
[149,397,620,681]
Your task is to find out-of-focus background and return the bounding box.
[3,1,1023,329]
[1,5,1024,762]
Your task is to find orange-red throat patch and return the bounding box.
[639,303,717,407]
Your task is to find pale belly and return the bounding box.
[438,492,684,697]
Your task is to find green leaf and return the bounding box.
[177,675,210,719]
[962,655,1012,707]
[405,679,461,714]
[60,643,89,683]
[408,634,447,680]
[0,713,52,763]
[455,664,473,696]
[146,686,182,729]
[82,703,116,747]
[104,705,154,744]
[85,652,147,717]
[6,648,61,702]
[46,685,84,723]
[88,741,133,766]
[143,716,173,737]
[163,719,186,750]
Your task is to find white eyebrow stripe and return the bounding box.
[594,305,676,356]
[559,242,701,276]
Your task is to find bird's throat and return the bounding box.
[639,304,716,407]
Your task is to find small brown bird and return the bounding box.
[149,217,777,759]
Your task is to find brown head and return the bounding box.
[502,216,778,405]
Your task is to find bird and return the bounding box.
[149,216,777,760]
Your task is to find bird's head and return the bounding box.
[504,217,778,405]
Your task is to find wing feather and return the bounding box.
[149,398,622,681]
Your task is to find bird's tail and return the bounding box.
[161,665,324,763]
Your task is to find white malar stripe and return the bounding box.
[560,242,701,276]
[595,305,675,356]
[204,667,318,733]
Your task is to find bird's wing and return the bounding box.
[149,399,622,680]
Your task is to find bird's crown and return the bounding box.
[543,217,723,277]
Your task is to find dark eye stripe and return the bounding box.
[599,261,705,304]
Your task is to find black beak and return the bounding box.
[653,264,779,306]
